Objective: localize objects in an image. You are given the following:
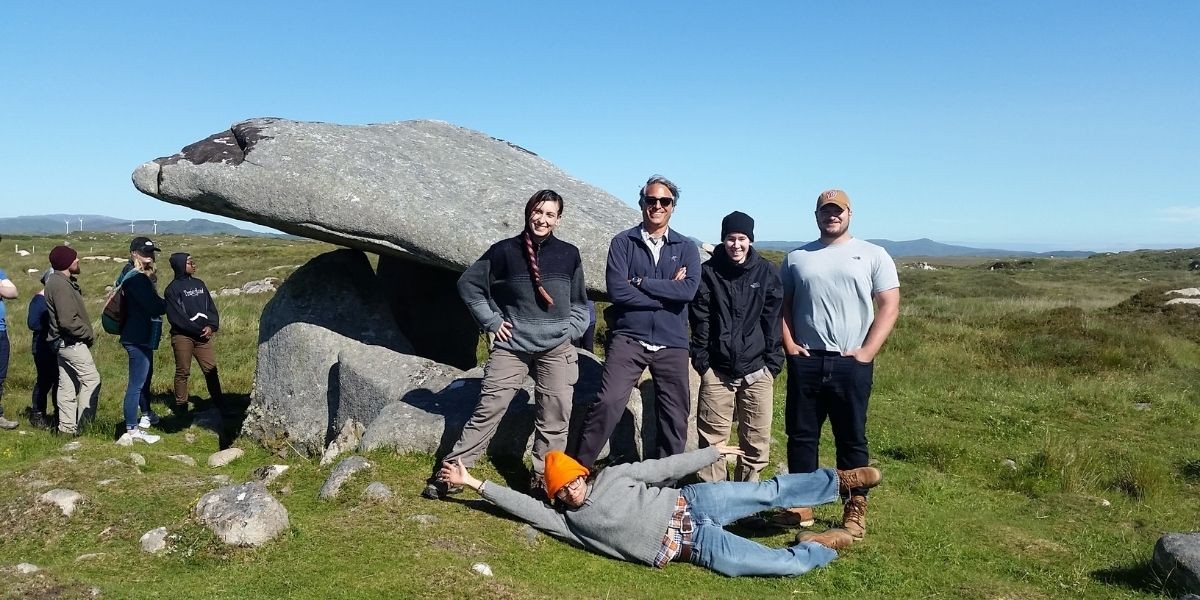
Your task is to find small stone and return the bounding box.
[516,524,540,545]
[140,527,170,554]
[16,562,39,574]
[253,464,290,484]
[129,453,146,467]
[317,456,371,500]
[471,563,493,577]
[194,482,290,547]
[100,458,122,467]
[408,514,438,525]
[97,479,118,486]
[184,432,196,444]
[39,489,83,516]
[1133,402,1152,411]
[115,435,134,447]
[61,441,83,452]
[75,553,106,562]
[207,448,244,468]
[1100,498,1111,507]
[168,454,197,467]
[279,484,293,495]
[1001,459,1018,470]
[361,482,393,501]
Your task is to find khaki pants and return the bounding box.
[57,342,101,434]
[171,334,223,404]
[696,368,774,482]
[444,341,578,475]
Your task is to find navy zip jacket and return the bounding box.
[689,245,784,378]
[27,294,53,354]
[604,225,702,349]
[165,253,220,340]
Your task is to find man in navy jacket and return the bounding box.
[573,175,701,468]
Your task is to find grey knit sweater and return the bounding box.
[479,446,721,566]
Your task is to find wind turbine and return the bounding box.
[130,221,135,233]
[78,218,83,232]
[64,220,69,235]
[153,221,157,235]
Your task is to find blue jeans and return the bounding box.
[121,342,153,430]
[681,469,841,577]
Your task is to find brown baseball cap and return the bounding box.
[816,189,851,211]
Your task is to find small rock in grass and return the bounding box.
[517,524,540,545]
[408,514,438,525]
[207,448,244,468]
[97,479,118,486]
[253,464,290,484]
[115,435,134,447]
[140,527,170,554]
[61,441,82,452]
[75,553,106,562]
[89,587,102,598]
[168,454,197,467]
[471,563,493,577]
[184,432,196,444]
[1133,402,1152,411]
[1099,498,1111,507]
[1000,459,1017,470]
[194,482,289,547]
[211,474,232,485]
[39,489,83,516]
[362,482,393,501]
[129,453,146,467]
[16,563,40,574]
[100,458,122,467]
[318,456,371,500]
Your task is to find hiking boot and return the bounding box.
[421,479,463,500]
[842,495,868,539]
[28,411,52,430]
[0,416,18,430]
[796,528,854,551]
[770,507,815,528]
[836,466,882,494]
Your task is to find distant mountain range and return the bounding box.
[753,238,1094,258]
[0,214,273,237]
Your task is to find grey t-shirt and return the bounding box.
[780,237,900,352]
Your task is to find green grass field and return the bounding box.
[1,233,1198,599]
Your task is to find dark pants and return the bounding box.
[784,352,873,495]
[573,334,691,468]
[171,334,223,408]
[31,344,59,416]
[0,330,8,416]
[121,342,153,430]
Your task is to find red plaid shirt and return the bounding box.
[653,495,692,568]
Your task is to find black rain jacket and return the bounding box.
[688,245,784,378]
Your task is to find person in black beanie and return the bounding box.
[689,211,784,484]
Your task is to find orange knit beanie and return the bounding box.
[543,451,589,498]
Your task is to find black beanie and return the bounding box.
[720,211,755,242]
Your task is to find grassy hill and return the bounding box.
[1,235,1197,599]
[0,215,274,237]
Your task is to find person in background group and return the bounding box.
[689,211,783,484]
[165,253,224,412]
[423,189,589,499]
[438,445,883,576]
[0,239,19,430]
[573,175,701,469]
[27,270,59,429]
[117,238,166,444]
[778,189,901,538]
[44,245,100,436]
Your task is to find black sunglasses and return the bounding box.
[641,195,675,208]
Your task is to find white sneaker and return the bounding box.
[129,429,161,444]
[138,411,160,429]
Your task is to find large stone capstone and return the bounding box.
[131,118,642,296]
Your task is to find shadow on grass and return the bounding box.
[1090,560,1177,597]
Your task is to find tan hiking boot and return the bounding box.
[770,506,815,528]
[796,528,854,551]
[836,466,882,494]
[842,495,868,539]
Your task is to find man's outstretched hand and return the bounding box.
[438,459,483,492]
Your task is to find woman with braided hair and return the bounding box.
[423,189,590,500]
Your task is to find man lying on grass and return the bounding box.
[437,445,881,577]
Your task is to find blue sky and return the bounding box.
[1,2,1196,251]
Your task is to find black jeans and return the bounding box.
[573,334,691,468]
[0,330,8,416]
[784,352,874,495]
[31,344,59,416]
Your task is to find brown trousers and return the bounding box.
[696,368,775,482]
[171,334,223,405]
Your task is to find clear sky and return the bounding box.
[1,2,1196,251]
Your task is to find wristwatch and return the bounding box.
[630,276,643,287]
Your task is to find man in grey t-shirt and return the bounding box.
[778,189,900,541]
